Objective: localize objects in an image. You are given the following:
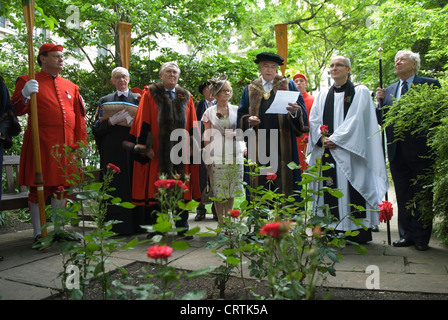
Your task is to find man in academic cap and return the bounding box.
[238,52,309,199]
[12,43,88,245]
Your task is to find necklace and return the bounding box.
[263,91,271,100]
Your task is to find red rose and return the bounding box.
[70,143,79,151]
[147,244,173,260]
[57,185,65,193]
[177,93,184,99]
[320,125,329,135]
[377,201,393,223]
[260,221,292,238]
[154,179,188,190]
[312,225,322,237]
[106,163,121,174]
[302,133,309,144]
[266,172,277,181]
[229,209,240,218]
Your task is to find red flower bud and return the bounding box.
[377,201,393,223]
[147,244,173,260]
[260,221,292,238]
[229,209,240,218]
[266,172,277,181]
[106,163,121,174]
[320,125,329,135]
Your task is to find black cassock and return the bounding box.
[93,91,145,235]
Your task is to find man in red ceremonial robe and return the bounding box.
[12,43,87,244]
[293,73,314,172]
[124,62,200,240]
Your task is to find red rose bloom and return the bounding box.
[260,221,292,238]
[302,133,309,144]
[312,225,322,237]
[266,172,277,181]
[320,125,329,135]
[70,143,79,151]
[229,209,240,218]
[106,163,121,174]
[154,179,188,190]
[377,201,393,223]
[147,244,173,260]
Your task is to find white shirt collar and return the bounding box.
[261,78,273,91]
[117,90,129,97]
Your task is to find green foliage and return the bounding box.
[33,141,144,300]
[206,157,368,300]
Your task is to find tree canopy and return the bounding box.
[1,0,447,107]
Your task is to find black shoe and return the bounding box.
[53,233,81,243]
[194,212,206,221]
[32,235,42,249]
[371,225,379,232]
[393,238,415,247]
[415,243,429,251]
[146,231,162,239]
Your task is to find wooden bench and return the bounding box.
[1,155,101,215]
[1,155,29,211]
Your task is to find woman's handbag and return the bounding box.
[201,168,213,204]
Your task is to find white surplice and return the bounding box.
[306,85,388,231]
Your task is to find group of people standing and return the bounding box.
[0,43,438,260]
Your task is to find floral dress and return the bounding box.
[201,104,245,198]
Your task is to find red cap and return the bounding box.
[293,73,307,82]
[39,43,63,55]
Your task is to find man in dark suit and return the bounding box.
[92,67,144,235]
[376,50,441,251]
[194,81,217,221]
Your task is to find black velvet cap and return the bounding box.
[254,52,284,65]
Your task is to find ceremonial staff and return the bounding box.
[378,42,391,245]
[119,21,132,70]
[275,23,288,76]
[22,0,47,239]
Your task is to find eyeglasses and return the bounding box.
[329,63,348,69]
[113,75,129,79]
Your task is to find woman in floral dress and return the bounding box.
[201,78,245,224]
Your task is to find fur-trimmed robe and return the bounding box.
[125,82,200,206]
[238,75,309,196]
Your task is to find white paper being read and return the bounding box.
[265,90,300,114]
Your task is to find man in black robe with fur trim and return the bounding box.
[124,62,200,240]
[238,52,309,201]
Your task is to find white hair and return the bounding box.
[111,67,129,78]
[159,62,181,76]
[395,50,421,71]
[332,55,351,68]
